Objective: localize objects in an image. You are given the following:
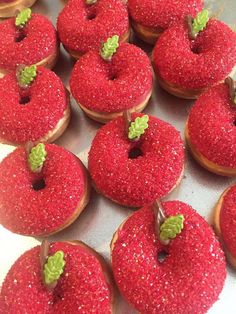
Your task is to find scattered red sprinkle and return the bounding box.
[220,184,236,259]
[88,114,184,207]
[0,14,57,72]
[112,201,226,314]
[153,19,236,89]
[0,144,87,236]
[188,83,236,168]
[0,67,68,145]
[128,0,203,30]
[70,43,152,113]
[57,0,129,55]
[0,242,112,313]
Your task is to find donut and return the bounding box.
[111,200,226,314]
[0,143,90,236]
[88,113,184,207]
[0,0,37,18]
[214,183,236,268]
[0,9,58,78]
[128,0,203,44]
[70,38,153,123]
[153,14,236,99]
[186,81,236,176]
[0,241,114,312]
[57,0,130,59]
[0,66,70,146]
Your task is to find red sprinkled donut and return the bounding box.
[129,0,203,30]
[0,241,113,313]
[0,144,90,236]
[70,43,153,122]
[153,19,236,97]
[111,201,226,314]
[0,67,70,145]
[0,13,58,74]
[186,83,236,175]
[88,113,184,207]
[214,183,236,268]
[57,0,130,58]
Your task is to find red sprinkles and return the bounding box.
[112,201,226,314]
[0,14,57,72]
[188,83,236,168]
[70,43,153,113]
[128,0,203,30]
[220,184,236,259]
[57,0,129,55]
[153,19,236,89]
[88,114,184,207]
[0,67,68,145]
[0,242,112,313]
[0,144,86,236]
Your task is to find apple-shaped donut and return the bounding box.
[214,183,236,268]
[0,241,114,312]
[186,80,236,176]
[153,10,236,99]
[70,36,153,123]
[57,0,130,59]
[111,201,226,314]
[0,8,58,78]
[0,143,90,236]
[0,0,37,18]
[0,65,70,146]
[128,0,203,44]
[88,113,184,207]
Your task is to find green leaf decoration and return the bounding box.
[100,35,119,61]
[128,115,149,140]
[28,143,47,172]
[192,9,209,37]
[160,215,184,241]
[15,8,32,28]
[19,65,37,87]
[43,251,66,285]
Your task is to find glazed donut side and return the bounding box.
[0,0,37,18]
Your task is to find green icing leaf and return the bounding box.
[28,143,47,172]
[192,9,209,37]
[100,35,119,61]
[128,115,149,140]
[19,65,37,87]
[15,8,32,28]
[43,251,66,285]
[160,215,184,241]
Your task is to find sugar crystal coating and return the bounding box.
[0,14,57,72]
[128,0,203,30]
[0,67,68,145]
[220,184,236,259]
[0,144,87,236]
[153,19,236,89]
[88,114,184,207]
[57,0,129,55]
[188,83,236,168]
[112,201,226,314]
[0,242,112,313]
[70,43,153,113]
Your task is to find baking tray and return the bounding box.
[0,0,236,313]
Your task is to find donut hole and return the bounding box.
[108,73,117,81]
[157,250,169,263]
[87,12,96,20]
[15,31,26,43]
[19,95,30,105]
[128,147,143,159]
[32,178,46,191]
[233,119,236,126]
[191,43,202,54]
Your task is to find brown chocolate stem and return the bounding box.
[225,77,236,105]
[185,15,196,40]
[40,240,57,290]
[16,64,27,89]
[123,110,132,136]
[153,200,169,245]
